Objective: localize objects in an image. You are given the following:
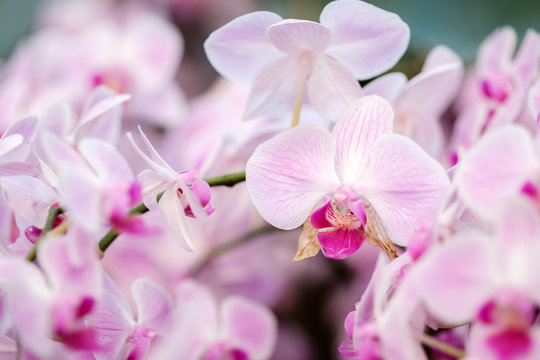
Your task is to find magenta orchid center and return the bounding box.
[477,291,536,360]
[310,186,367,260]
[480,71,513,104]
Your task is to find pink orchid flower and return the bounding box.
[150,279,277,360]
[246,95,449,259]
[88,276,173,360]
[128,126,213,251]
[416,200,540,360]
[204,0,409,121]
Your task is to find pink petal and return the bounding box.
[204,11,283,84]
[364,72,407,103]
[528,79,540,124]
[333,95,393,185]
[39,103,73,138]
[306,56,363,122]
[357,134,449,246]
[2,175,58,227]
[246,125,340,230]
[514,29,539,87]
[422,44,463,73]
[416,236,495,324]
[243,56,299,119]
[75,86,130,144]
[132,278,173,331]
[127,127,175,181]
[78,138,133,182]
[320,0,410,79]
[158,185,195,251]
[266,19,331,55]
[138,169,166,211]
[395,46,463,117]
[456,125,539,220]
[317,228,365,259]
[477,26,516,75]
[122,14,182,91]
[220,296,277,359]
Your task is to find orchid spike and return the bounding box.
[246,95,449,260]
[128,126,214,251]
[204,0,409,123]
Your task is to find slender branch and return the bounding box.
[204,171,246,187]
[26,207,64,262]
[416,332,465,359]
[26,171,249,260]
[188,226,278,277]
[98,171,246,255]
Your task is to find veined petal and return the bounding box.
[415,235,495,324]
[306,56,363,122]
[244,56,299,119]
[220,296,277,359]
[356,134,449,246]
[204,11,283,84]
[456,125,539,220]
[266,19,331,55]
[333,95,393,185]
[246,125,340,230]
[320,0,410,79]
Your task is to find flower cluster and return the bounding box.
[0,0,538,359]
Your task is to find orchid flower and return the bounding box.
[128,126,213,251]
[246,95,449,260]
[88,276,173,360]
[416,200,540,359]
[204,0,409,122]
[150,279,277,360]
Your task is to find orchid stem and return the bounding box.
[188,225,278,277]
[26,170,248,261]
[98,170,247,256]
[416,332,465,359]
[291,55,310,128]
[26,207,64,262]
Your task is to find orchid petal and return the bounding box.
[416,236,495,324]
[395,47,463,117]
[204,11,283,84]
[1,175,58,227]
[246,125,340,230]
[529,80,540,124]
[318,228,365,259]
[306,56,363,122]
[364,72,407,103]
[132,278,173,331]
[127,130,175,181]
[78,138,133,182]
[456,125,539,220]
[39,103,73,138]
[243,56,299,119]
[357,134,449,246]
[122,14,182,91]
[220,296,277,359]
[320,0,410,79]
[514,29,539,87]
[266,19,331,55]
[75,86,130,144]
[333,95,393,185]
[158,186,195,251]
[477,26,516,75]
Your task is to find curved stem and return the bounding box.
[204,171,246,187]
[416,332,465,359]
[26,207,64,262]
[188,226,278,277]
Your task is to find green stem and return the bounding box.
[188,226,277,277]
[26,171,248,261]
[204,171,246,187]
[26,207,64,262]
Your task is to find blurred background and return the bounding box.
[2,0,539,63]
